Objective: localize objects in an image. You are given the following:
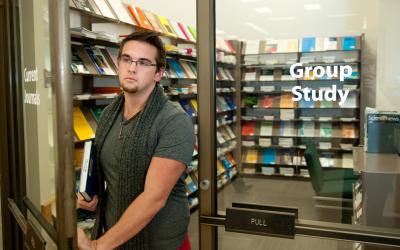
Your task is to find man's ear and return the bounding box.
[154,67,165,82]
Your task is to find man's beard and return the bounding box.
[121,82,138,93]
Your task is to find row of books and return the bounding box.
[216,125,236,145]
[242,36,360,55]
[242,148,354,168]
[165,59,198,79]
[167,41,237,61]
[243,52,359,66]
[242,140,354,151]
[70,0,237,54]
[243,67,360,81]
[242,166,309,177]
[242,85,358,93]
[242,121,357,138]
[241,115,358,122]
[242,94,358,109]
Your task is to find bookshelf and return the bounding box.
[240,36,363,178]
[69,1,239,213]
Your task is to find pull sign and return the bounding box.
[225,207,295,239]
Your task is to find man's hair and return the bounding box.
[118,30,166,72]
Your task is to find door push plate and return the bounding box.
[25,220,46,250]
[225,207,296,239]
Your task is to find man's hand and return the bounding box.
[77,193,98,212]
[77,228,96,250]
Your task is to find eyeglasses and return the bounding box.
[119,55,157,68]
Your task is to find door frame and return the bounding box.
[196,0,400,249]
[0,0,76,249]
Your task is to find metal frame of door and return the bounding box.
[0,0,76,249]
[196,0,400,249]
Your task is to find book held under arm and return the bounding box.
[79,140,97,202]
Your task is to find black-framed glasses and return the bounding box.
[119,55,157,68]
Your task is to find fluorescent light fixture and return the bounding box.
[254,7,272,13]
[268,17,295,21]
[245,22,269,35]
[215,29,226,35]
[328,13,357,18]
[304,4,321,11]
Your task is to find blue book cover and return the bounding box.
[220,156,233,170]
[300,98,315,108]
[262,148,276,164]
[179,99,195,117]
[367,113,400,153]
[167,59,187,78]
[343,36,357,50]
[224,96,237,110]
[84,46,105,74]
[301,37,316,52]
[79,140,97,202]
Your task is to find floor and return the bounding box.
[188,176,353,250]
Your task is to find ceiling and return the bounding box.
[130,0,369,41]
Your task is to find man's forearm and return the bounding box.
[96,192,165,249]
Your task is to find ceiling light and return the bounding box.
[254,7,272,13]
[245,22,269,35]
[268,17,295,21]
[304,4,321,11]
[327,13,357,18]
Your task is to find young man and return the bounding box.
[77,31,195,249]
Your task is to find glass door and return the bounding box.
[3,0,75,248]
[197,0,400,249]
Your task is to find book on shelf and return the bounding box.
[184,174,197,194]
[299,121,315,137]
[79,140,97,202]
[278,138,293,147]
[71,44,98,74]
[71,45,90,74]
[339,92,357,108]
[261,167,275,175]
[179,61,196,79]
[279,149,295,165]
[220,155,233,170]
[224,125,236,139]
[279,167,294,176]
[323,37,338,50]
[84,45,105,75]
[279,94,295,108]
[127,5,154,30]
[259,96,274,108]
[259,69,274,81]
[93,0,116,19]
[190,99,198,113]
[319,142,332,149]
[365,110,400,153]
[167,59,187,78]
[341,153,354,168]
[243,140,256,147]
[72,0,96,13]
[301,37,316,52]
[262,148,276,164]
[143,11,164,33]
[187,26,197,40]
[320,100,333,108]
[260,86,275,92]
[92,46,116,75]
[280,109,295,120]
[106,0,135,25]
[341,123,356,138]
[260,121,273,136]
[280,121,296,136]
[216,160,226,175]
[263,39,278,53]
[177,23,196,42]
[179,99,196,117]
[89,106,105,122]
[243,40,260,54]
[320,122,333,137]
[99,47,118,73]
[342,36,357,50]
[299,98,315,108]
[259,138,272,147]
[169,20,188,40]
[243,69,257,81]
[226,152,237,166]
[245,149,258,163]
[73,107,95,141]
[157,15,178,37]
[216,131,226,145]
[242,121,256,136]
[315,37,325,51]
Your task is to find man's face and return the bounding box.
[117,40,164,94]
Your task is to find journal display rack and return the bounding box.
[240,36,363,178]
[69,0,239,213]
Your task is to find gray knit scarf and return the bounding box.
[92,85,167,249]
